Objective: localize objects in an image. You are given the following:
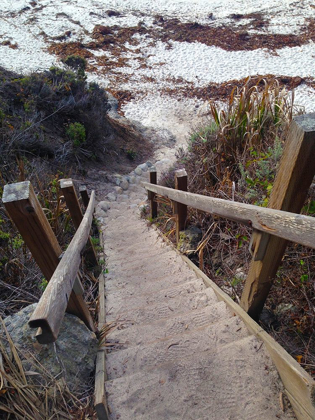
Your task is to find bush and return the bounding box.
[66,122,86,147]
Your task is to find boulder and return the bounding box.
[120,179,129,191]
[134,167,142,176]
[106,192,117,202]
[178,226,202,254]
[2,304,98,393]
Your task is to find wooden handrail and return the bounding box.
[29,191,96,343]
[142,182,315,250]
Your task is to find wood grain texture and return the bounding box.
[142,182,315,249]
[28,191,96,343]
[181,255,315,420]
[174,169,187,244]
[3,181,94,331]
[241,115,315,318]
[94,271,109,420]
[60,178,98,267]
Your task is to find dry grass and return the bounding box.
[0,318,96,419]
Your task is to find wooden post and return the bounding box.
[2,181,95,333]
[174,169,188,244]
[79,185,90,209]
[148,170,157,219]
[60,179,98,267]
[29,191,97,343]
[241,113,315,319]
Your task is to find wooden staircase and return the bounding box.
[100,177,295,420]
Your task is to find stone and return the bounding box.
[178,226,202,254]
[2,304,97,393]
[134,167,142,176]
[234,267,246,281]
[129,176,137,184]
[146,161,153,167]
[97,201,111,212]
[114,186,123,195]
[95,209,107,219]
[120,179,129,191]
[106,192,117,202]
[138,163,148,172]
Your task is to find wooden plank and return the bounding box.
[149,170,157,219]
[241,114,315,318]
[149,221,315,420]
[60,178,98,267]
[174,169,188,244]
[28,191,96,343]
[2,181,94,333]
[95,272,109,420]
[79,185,90,209]
[180,254,315,420]
[142,182,315,250]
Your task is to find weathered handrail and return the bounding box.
[29,190,96,343]
[143,182,315,250]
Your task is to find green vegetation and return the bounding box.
[159,76,315,375]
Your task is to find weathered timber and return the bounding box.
[94,273,109,419]
[28,191,96,343]
[60,178,98,267]
[182,254,315,420]
[2,181,94,332]
[241,114,315,318]
[174,169,188,244]
[148,170,157,219]
[79,185,90,209]
[142,182,315,249]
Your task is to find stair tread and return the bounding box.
[107,301,233,350]
[106,316,250,380]
[105,335,294,420]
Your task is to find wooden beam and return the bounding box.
[2,181,94,332]
[241,114,315,319]
[142,182,315,250]
[174,169,188,244]
[79,185,90,209]
[148,170,157,219]
[60,178,98,267]
[181,254,315,420]
[28,191,96,343]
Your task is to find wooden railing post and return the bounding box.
[2,181,95,334]
[174,169,188,244]
[60,179,98,267]
[241,113,315,319]
[148,169,157,219]
[79,185,90,209]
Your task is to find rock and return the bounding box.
[129,176,136,184]
[146,161,153,167]
[120,179,129,191]
[138,163,148,172]
[178,226,202,254]
[234,267,246,281]
[134,167,142,176]
[2,304,97,393]
[95,209,107,219]
[97,201,111,212]
[114,186,123,195]
[106,192,117,202]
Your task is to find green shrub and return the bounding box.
[66,122,86,147]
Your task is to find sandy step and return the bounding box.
[105,244,172,266]
[106,316,249,380]
[106,288,216,324]
[105,335,293,420]
[105,279,206,314]
[107,301,233,351]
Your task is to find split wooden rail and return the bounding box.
[143,113,315,420]
[2,179,97,344]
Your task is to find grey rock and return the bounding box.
[114,186,123,195]
[178,226,202,254]
[95,209,107,218]
[138,163,148,172]
[2,304,97,393]
[234,267,246,281]
[120,180,129,191]
[97,201,111,212]
[146,161,153,167]
[107,192,117,202]
[134,167,142,176]
[129,176,137,184]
